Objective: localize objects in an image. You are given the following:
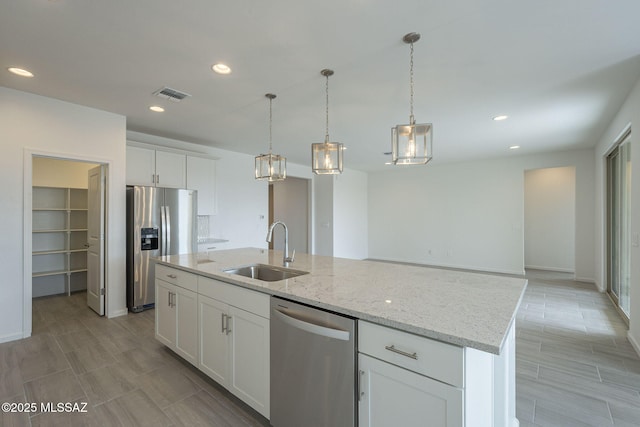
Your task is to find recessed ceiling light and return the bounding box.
[493,115,508,121]
[149,106,165,113]
[8,67,34,78]
[212,63,231,75]
[385,299,392,304]
[509,145,520,150]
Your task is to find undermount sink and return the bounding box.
[223,264,309,282]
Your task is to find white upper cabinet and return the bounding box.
[155,151,186,188]
[186,156,217,215]
[126,146,156,186]
[126,146,186,188]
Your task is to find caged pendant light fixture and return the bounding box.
[255,93,286,181]
[312,69,344,174]
[391,32,433,165]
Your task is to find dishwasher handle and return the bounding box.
[273,308,350,341]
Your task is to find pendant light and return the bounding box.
[312,69,344,174]
[391,32,433,165]
[255,93,286,181]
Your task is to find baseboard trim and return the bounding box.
[524,264,574,273]
[628,331,640,358]
[574,276,597,284]
[107,308,129,318]
[0,331,25,344]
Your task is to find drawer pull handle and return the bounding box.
[167,274,177,279]
[385,345,418,360]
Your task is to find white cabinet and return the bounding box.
[227,304,269,412]
[359,354,463,427]
[32,186,88,297]
[155,267,198,366]
[155,280,176,347]
[198,277,270,418]
[358,321,464,427]
[126,146,186,188]
[198,294,229,384]
[186,156,217,215]
[126,146,156,186]
[156,151,186,188]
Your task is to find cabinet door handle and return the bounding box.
[225,315,232,335]
[358,370,365,401]
[167,274,177,279]
[156,174,160,184]
[384,345,418,360]
[152,174,155,184]
[221,313,226,333]
[167,290,171,307]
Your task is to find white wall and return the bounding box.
[0,87,127,343]
[310,169,369,259]
[33,157,99,188]
[334,170,368,259]
[524,167,576,272]
[594,74,640,354]
[368,149,595,278]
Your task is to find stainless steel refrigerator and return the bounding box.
[126,186,197,312]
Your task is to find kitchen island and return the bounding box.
[154,248,527,427]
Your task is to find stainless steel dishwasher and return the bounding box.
[270,296,356,427]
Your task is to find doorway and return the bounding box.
[269,177,311,254]
[524,166,576,274]
[606,131,631,320]
[29,156,108,327]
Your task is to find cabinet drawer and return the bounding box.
[198,277,270,319]
[358,321,463,387]
[156,265,197,292]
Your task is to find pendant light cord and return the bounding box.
[325,73,330,143]
[409,40,415,124]
[269,96,273,153]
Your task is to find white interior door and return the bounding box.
[87,165,106,315]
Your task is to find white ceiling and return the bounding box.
[2,0,640,171]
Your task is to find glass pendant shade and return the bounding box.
[391,32,433,166]
[391,120,433,165]
[311,140,344,174]
[312,68,344,175]
[255,153,286,181]
[255,93,286,181]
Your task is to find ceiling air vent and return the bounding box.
[152,87,192,102]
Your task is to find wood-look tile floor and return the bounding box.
[1,270,639,426]
[0,292,270,427]
[516,269,640,426]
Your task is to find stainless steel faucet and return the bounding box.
[266,221,295,267]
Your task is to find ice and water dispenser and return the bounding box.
[141,227,159,251]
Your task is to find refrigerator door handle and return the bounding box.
[165,205,171,256]
[160,205,166,256]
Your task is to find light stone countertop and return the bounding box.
[156,247,527,355]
